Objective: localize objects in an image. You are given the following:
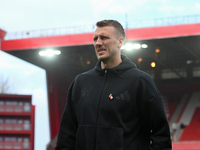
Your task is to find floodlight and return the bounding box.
[39,49,61,57]
[54,50,61,55]
[121,43,148,51]
[39,51,46,56]
[125,43,135,51]
[138,58,143,62]
[141,44,148,48]
[151,62,156,68]
[46,49,54,56]
[133,44,141,49]
[155,48,160,53]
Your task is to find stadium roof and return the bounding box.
[1,23,200,51]
[1,23,200,79]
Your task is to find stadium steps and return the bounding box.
[176,92,200,141]
[179,92,200,125]
[170,94,190,141]
[163,96,177,121]
[169,93,189,125]
[179,107,200,141]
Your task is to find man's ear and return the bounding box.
[118,37,124,48]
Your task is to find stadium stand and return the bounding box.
[171,92,200,142]
[163,95,178,121]
[179,107,200,141]
[179,92,200,126]
[169,93,189,125]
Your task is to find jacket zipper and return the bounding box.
[94,69,108,150]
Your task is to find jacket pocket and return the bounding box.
[75,125,95,150]
[96,126,124,150]
[75,125,124,150]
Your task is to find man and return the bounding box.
[55,20,172,150]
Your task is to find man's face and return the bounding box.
[93,26,123,62]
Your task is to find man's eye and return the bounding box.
[93,37,97,41]
[101,36,108,39]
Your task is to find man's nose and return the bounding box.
[95,38,102,45]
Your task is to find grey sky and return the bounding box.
[0,0,200,32]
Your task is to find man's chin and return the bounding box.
[98,56,109,62]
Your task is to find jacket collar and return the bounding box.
[95,55,137,76]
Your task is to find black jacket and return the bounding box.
[55,55,172,150]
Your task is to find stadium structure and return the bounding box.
[0,94,35,150]
[1,16,200,150]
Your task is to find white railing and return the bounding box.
[0,141,30,149]
[0,123,31,131]
[0,104,31,112]
[3,14,200,40]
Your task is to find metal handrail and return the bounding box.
[0,123,31,131]
[0,104,31,112]
[3,14,200,40]
[0,141,31,149]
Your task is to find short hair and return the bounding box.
[96,20,126,38]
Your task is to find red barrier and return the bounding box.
[172,141,200,150]
[0,29,6,40]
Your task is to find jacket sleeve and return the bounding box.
[138,73,172,150]
[55,81,78,150]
